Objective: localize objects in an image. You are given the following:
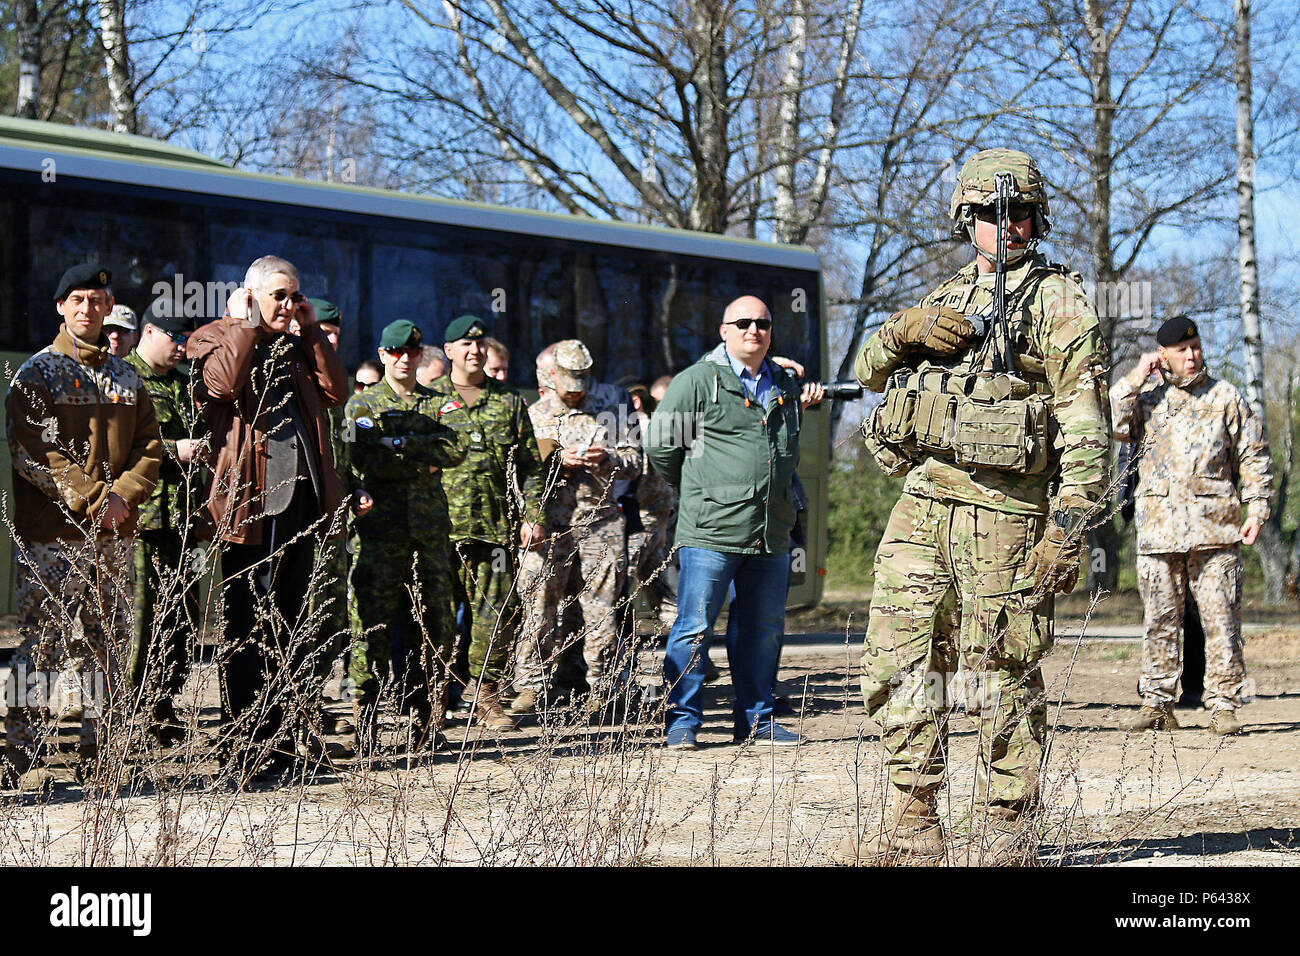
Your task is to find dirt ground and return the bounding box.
[2,597,1298,866]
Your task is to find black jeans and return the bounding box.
[219,485,322,759]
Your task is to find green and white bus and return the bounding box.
[0,116,829,613]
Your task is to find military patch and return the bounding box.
[440,401,464,415]
[355,416,374,429]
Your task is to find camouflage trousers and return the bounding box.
[312,537,354,694]
[129,530,201,707]
[858,493,1051,808]
[513,514,627,697]
[349,531,455,711]
[1136,547,1246,711]
[452,539,521,686]
[4,536,134,755]
[627,515,671,610]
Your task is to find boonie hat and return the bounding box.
[552,339,593,393]
[104,304,138,331]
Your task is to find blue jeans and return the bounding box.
[663,547,790,738]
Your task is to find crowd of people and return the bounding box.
[1,254,823,792]
[2,147,1276,868]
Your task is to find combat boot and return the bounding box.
[1121,703,1179,732]
[1210,709,1243,736]
[828,789,944,866]
[470,681,516,732]
[961,805,1036,866]
[2,745,55,793]
[508,688,538,716]
[407,704,448,754]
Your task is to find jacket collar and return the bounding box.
[54,324,111,366]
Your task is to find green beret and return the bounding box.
[379,319,423,350]
[143,297,196,335]
[1156,315,1199,347]
[443,314,490,343]
[54,263,112,301]
[309,298,340,325]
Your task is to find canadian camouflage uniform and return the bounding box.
[4,331,161,759]
[855,252,1110,807]
[514,381,642,699]
[315,403,354,690]
[426,374,542,686]
[340,380,469,710]
[1112,364,1272,712]
[124,351,206,710]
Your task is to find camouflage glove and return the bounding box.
[880,305,978,356]
[1024,517,1084,596]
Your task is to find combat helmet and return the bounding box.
[949,148,1051,259]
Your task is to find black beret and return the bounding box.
[443,314,490,343]
[1156,315,1199,347]
[54,263,112,301]
[143,297,196,334]
[309,298,340,325]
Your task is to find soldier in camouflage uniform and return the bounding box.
[340,320,469,751]
[1112,315,1272,736]
[427,314,543,731]
[125,299,206,747]
[831,149,1111,864]
[4,264,162,790]
[512,340,642,715]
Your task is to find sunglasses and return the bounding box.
[383,346,423,358]
[972,203,1035,223]
[267,290,306,304]
[164,330,189,345]
[725,318,772,331]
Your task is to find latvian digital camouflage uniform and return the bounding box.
[124,350,206,720]
[426,374,542,686]
[626,408,677,607]
[513,381,641,701]
[1112,364,1272,712]
[4,326,161,767]
[854,252,1110,809]
[340,380,468,713]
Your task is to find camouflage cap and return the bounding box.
[379,319,423,350]
[104,304,138,331]
[552,339,593,393]
[949,148,1051,240]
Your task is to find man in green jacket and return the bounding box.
[645,295,816,750]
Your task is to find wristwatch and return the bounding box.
[1051,507,1090,533]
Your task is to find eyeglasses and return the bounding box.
[724,318,772,332]
[266,289,306,304]
[165,330,189,345]
[972,203,1035,223]
[383,346,423,358]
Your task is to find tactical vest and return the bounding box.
[865,263,1066,478]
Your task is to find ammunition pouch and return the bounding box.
[872,368,1050,475]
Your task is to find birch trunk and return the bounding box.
[17,0,41,119]
[98,0,138,134]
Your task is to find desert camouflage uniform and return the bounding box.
[1112,365,1272,711]
[340,380,468,710]
[855,253,1110,807]
[5,336,160,758]
[513,382,641,699]
[125,352,205,710]
[426,374,542,685]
